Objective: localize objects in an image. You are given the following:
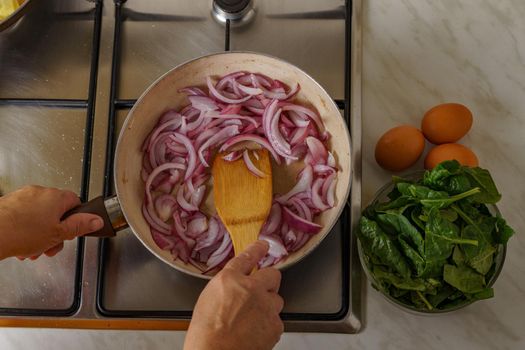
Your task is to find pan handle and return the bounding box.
[61,196,128,238]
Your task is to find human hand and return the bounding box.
[184,240,284,350]
[0,185,104,260]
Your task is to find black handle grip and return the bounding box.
[61,196,116,238]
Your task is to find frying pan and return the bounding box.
[0,0,32,32]
[73,52,352,279]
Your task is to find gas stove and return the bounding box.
[0,0,362,333]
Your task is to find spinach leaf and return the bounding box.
[425,207,478,263]
[398,237,426,276]
[410,207,426,231]
[375,197,415,214]
[440,208,458,222]
[358,217,411,278]
[372,266,426,292]
[420,187,481,209]
[461,224,497,275]
[452,246,465,266]
[443,264,486,293]
[377,213,425,255]
[470,288,494,301]
[423,160,472,193]
[493,216,515,244]
[464,167,502,204]
[397,183,448,200]
[427,285,456,308]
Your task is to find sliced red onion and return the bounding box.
[176,185,199,212]
[187,214,208,238]
[276,165,313,203]
[243,150,267,178]
[154,194,177,222]
[146,117,182,152]
[216,71,247,90]
[168,133,197,181]
[143,71,338,272]
[306,136,328,165]
[222,151,242,162]
[290,126,309,145]
[142,203,171,235]
[289,197,312,221]
[281,104,324,132]
[311,177,329,211]
[260,235,288,259]
[195,217,223,251]
[188,95,219,112]
[206,111,258,126]
[179,87,206,96]
[151,230,176,250]
[206,233,233,270]
[198,125,240,167]
[207,76,252,104]
[219,134,281,164]
[282,207,321,234]
[236,81,264,96]
[261,203,282,235]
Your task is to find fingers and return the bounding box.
[269,293,285,314]
[44,242,64,257]
[58,213,104,240]
[60,190,82,212]
[224,240,269,275]
[254,267,282,293]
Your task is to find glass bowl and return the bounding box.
[357,173,507,314]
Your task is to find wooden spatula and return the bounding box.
[212,149,273,256]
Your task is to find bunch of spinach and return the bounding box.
[358,160,514,311]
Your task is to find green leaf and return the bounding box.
[470,288,494,301]
[461,224,497,275]
[443,264,486,293]
[427,285,456,308]
[358,217,411,278]
[377,213,425,255]
[464,167,502,204]
[397,183,449,201]
[372,266,426,292]
[440,208,458,222]
[493,217,515,244]
[398,237,426,276]
[425,207,478,263]
[452,246,465,266]
[423,160,472,194]
[420,187,481,209]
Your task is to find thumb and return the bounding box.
[224,240,269,275]
[59,213,104,239]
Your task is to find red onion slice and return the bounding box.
[207,76,252,104]
[197,125,240,167]
[219,134,281,164]
[188,95,218,112]
[242,150,267,178]
[282,207,321,234]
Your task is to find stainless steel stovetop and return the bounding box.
[0,0,362,333]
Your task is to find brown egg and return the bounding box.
[375,125,425,172]
[424,143,479,169]
[422,103,473,144]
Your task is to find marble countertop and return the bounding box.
[1,1,524,349]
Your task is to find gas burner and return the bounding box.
[212,0,254,25]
